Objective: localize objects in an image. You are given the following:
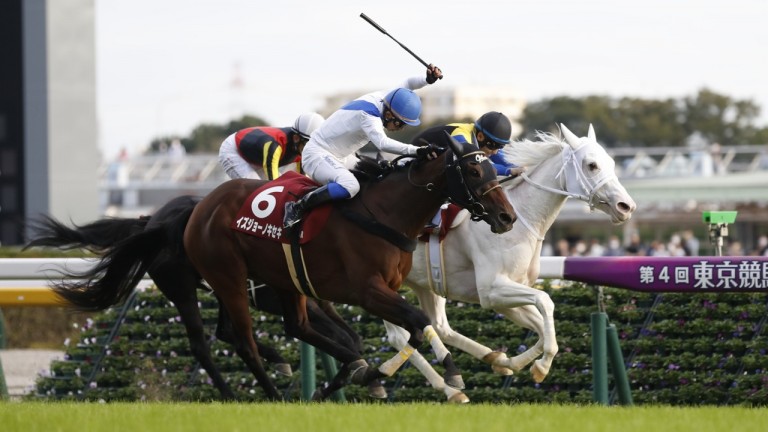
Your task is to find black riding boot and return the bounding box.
[283,184,335,228]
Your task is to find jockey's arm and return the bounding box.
[399,75,429,92]
[490,152,521,176]
[261,141,283,180]
[360,113,419,156]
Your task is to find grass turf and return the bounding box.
[1,402,766,432]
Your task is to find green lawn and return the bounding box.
[1,402,765,432]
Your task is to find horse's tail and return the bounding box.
[25,215,148,252]
[51,198,198,312]
[144,195,201,259]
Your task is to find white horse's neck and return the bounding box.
[506,150,570,242]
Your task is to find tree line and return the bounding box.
[149,88,768,154]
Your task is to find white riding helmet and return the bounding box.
[292,112,325,140]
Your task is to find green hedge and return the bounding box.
[28,283,768,405]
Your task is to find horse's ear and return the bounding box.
[560,124,580,149]
[588,124,596,141]
[444,131,464,156]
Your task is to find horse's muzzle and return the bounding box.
[490,211,515,234]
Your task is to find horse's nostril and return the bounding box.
[618,202,632,213]
[500,213,514,225]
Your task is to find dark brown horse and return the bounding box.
[27,196,379,400]
[182,135,516,399]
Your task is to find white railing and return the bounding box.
[608,144,768,178]
[0,258,153,306]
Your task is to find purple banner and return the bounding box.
[562,256,768,293]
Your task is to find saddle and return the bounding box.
[230,171,332,244]
[418,204,470,298]
[418,203,469,242]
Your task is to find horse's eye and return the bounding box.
[469,164,482,178]
[588,162,598,171]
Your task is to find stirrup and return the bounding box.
[284,218,301,229]
[283,202,302,229]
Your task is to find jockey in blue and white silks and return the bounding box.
[284,65,444,229]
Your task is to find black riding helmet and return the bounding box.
[474,111,512,150]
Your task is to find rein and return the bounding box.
[406,157,441,192]
[520,143,615,210]
[348,143,500,247]
[406,148,498,221]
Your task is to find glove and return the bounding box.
[416,144,444,160]
[506,166,526,177]
[426,64,443,84]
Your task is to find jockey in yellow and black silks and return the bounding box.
[414,112,523,177]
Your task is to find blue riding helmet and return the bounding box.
[382,88,422,126]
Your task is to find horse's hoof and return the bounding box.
[274,363,293,377]
[482,351,505,364]
[447,392,470,404]
[367,381,387,399]
[311,388,324,401]
[484,351,514,376]
[531,360,548,383]
[491,364,514,376]
[348,359,370,385]
[444,374,465,390]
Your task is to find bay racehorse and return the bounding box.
[181,134,515,399]
[384,124,637,402]
[27,196,376,399]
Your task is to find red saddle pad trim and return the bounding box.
[231,171,333,244]
[418,203,464,242]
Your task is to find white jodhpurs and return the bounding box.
[301,145,360,197]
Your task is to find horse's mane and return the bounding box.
[351,154,411,182]
[500,132,565,169]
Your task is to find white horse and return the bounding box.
[383,124,637,402]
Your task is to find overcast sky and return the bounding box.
[96,0,768,160]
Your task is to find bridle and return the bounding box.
[501,139,617,241]
[517,140,615,210]
[406,147,500,222]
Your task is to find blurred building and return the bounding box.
[0,0,98,245]
[100,153,228,218]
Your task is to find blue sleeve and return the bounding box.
[490,153,518,175]
[492,162,510,176]
[490,152,517,168]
